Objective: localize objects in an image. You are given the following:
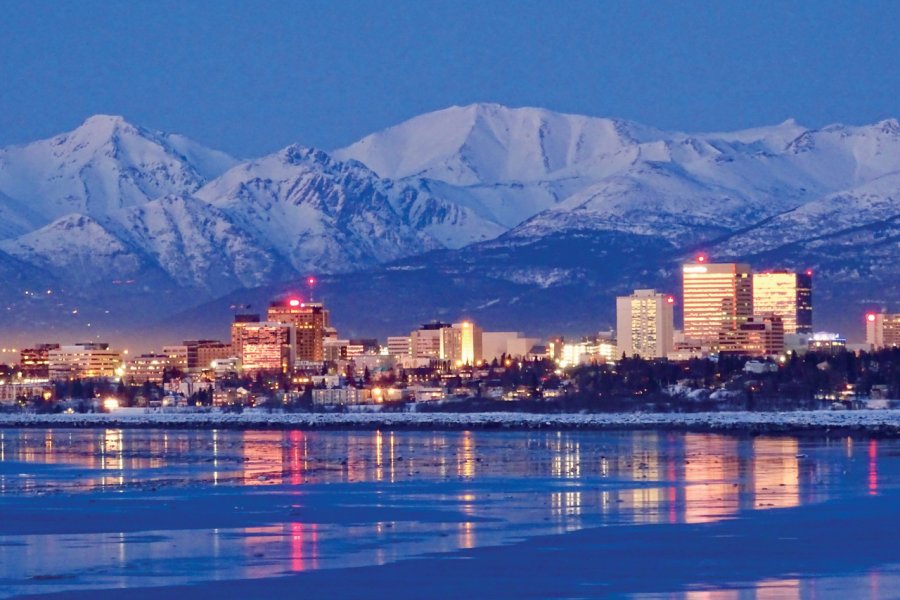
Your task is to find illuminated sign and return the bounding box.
[682,266,708,274]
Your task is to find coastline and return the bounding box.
[2,410,900,436]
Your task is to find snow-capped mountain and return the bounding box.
[0,115,237,233]
[194,145,439,273]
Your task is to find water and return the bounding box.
[0,428,897,598]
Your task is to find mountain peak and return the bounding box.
[81,114,129,126]
[876,118,900,135]
[75,114,139,139]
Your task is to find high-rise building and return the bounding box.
[616,289,675,359]
[410,322,451,359]
[752,270,812,334]
[682,259,753,347]
[48,343,123,381]
[230,313,261,355]
[440,321,483,365]
[867,312,900,350]
[19,343,60,378]
[267,299,328,362]
[234,322,295,374]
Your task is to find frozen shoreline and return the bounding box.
[3,410,900,435]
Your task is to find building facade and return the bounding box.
[183,340,233,371]
[387,336,411,358]
[161,345,189,371]
[410,323,451,359]
[616,289,674,359]
[124,354,170,384]
[235,322,295,375]
[19,343,60,378]
[737,314,785,356]
[752,270,812,334]
[682,260,753,347]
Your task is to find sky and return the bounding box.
[1,0,899,157]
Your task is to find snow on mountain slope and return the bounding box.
[195,145,436,273]
[335,103,661,241]
[0,190,42,239]
[383,179,508,248]
[0,214,156,287]
[713,170,900,257]
[117,195,290,292]
[506,162,760,245]
[338,106,900,246]
[335,103,659,184]
[0,115,237,226]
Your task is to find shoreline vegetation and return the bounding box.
[4,410,900,436]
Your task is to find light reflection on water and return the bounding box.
[0,429,897,597]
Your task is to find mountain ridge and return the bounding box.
[0,105,897,344]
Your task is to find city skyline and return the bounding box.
[3,4,900,599]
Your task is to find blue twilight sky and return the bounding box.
[1,0,899,157]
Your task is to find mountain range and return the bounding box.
[0,104,897,347]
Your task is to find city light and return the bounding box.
[666,296,675,304]
[867,313,877,323]
[289,299,301,307]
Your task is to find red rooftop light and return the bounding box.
[696,254,706,263]
[867,313,877,323]
[289,299,301,307]
[666,296,675,304]
[307,277,316,286]
[806,269,813,276]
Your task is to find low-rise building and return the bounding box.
[311,387,371,405]
[48,343,123,381]
[125,353,170,384]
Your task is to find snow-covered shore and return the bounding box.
[4,410,900,435]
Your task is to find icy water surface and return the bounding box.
[0,428,898,598]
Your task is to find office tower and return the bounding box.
[231,313,261,355]
[616,289,675,359]
[235,322,295,374]
[752,270,813,334]
[682,259,752,346]
[267,299,328,362]
[867,312,900,349]
[439,321,483,365]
